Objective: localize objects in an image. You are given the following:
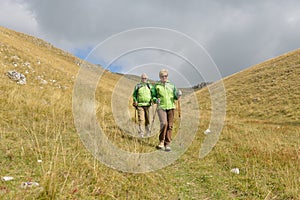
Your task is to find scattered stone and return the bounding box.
[10,55,20,60]
[36,76,48,85]
[193,82,212,89]
[24,61,30,65]
[75,60,81,66]
[1,176,14,181]
[252,97,261,102]
[6,70,26,85]
[204,129,211,134]
[20,182,39,189]
[230,168,240,174]
[40,79,48,85]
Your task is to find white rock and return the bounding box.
[2,176,14,181]
[230,168,240,174]
[40,79,48,85]
[11,55,19,59]
[24,62,30,66]
[20,182,39,189]
[7,71,26,85]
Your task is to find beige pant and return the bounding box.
[137,106,150,134]
[157,109,174,146]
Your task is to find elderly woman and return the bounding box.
[153,69,182,151]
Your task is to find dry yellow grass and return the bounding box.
[196,48,300,199]
[0,26,299,199]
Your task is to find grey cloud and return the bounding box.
[0,0,38,34]
[2,0,300,84]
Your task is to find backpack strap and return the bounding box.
[146,83,151,90]
[137,83,151,91]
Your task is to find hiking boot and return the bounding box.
[165,145,171,152]
[156,141,164,149]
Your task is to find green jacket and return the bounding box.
[153,80,180,110]
[133,82,155,106]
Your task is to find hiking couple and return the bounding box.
[132,69,182,151]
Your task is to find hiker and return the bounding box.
[153,69,182,151]
[132,73,155,137]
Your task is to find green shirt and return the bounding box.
[153,80,180,110]
[133,82,155,106]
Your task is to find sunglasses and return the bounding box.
[161,75,168,78]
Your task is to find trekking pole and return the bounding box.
[177,95,182,147]
[177,90,182,118]
[150,102,159,134]
[177,99,181,118]
[134,106,137,123]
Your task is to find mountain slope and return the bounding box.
[223,50,300,124]
[0,26,299,199]
[197,48,300,124]
[195,49,299,199]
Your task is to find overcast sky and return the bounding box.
[1,0,300,87]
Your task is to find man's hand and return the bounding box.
[177,90,182,97]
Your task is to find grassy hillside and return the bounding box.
[224,51,300,124]
[0,26,299,199]
[196,49,300,199]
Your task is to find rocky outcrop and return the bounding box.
[6,70,26,85]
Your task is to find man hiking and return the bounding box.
[153,69,182,151]
[132,73,155,137]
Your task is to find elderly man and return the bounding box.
[132,73,155,137]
